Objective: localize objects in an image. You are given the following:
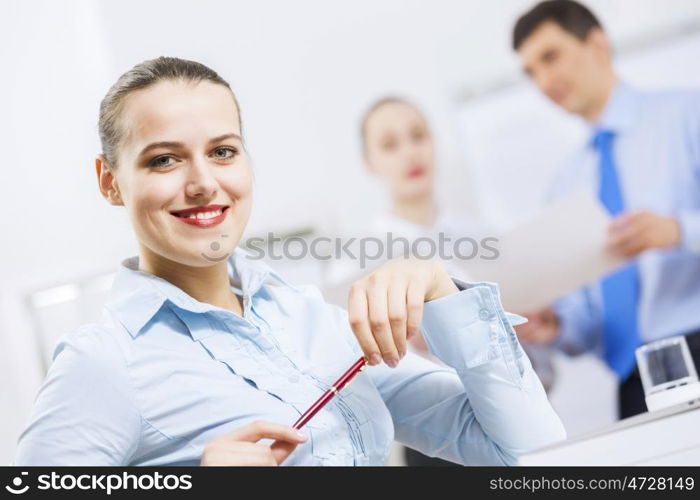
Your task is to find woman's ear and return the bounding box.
[95,154,123,206]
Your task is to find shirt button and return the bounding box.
[479,309,492,321]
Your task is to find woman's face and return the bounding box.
[364,102,435,201]
[102,79,252,267]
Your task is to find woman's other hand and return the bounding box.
[200,420,307,466]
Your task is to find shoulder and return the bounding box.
[638,88,700,156]
[49,323,133,385]
[640,87,700,121]
[642,87,700,105]
[17,323,142,466]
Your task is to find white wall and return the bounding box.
[2,0,700,463]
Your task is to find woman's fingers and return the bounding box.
[201,421,307,466]
[348,283,381,365]
[387,278,408,359]
[406,280,425,341]
[202,442,273,466]
[347,258,450,368]
[239,442,279,466]
[229,420,307,444]
[366,275,400,367]
[270,439,301,465]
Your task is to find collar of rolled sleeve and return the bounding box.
[104,247,293,338]
[420,276,527,377]
[448,276,527,326]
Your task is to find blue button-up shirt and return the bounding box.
[14,248,565,466]
[548,82,700,357]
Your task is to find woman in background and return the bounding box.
[361,97,487,279]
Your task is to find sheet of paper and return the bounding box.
[458,192,628,313]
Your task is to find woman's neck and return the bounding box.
[391,193,438,227]
[138,244,244,316]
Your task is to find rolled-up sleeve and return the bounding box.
[361,277,567,465]
[13,327,141,466]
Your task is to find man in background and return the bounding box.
[511,0,700,418]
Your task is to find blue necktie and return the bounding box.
[594,129,641,380]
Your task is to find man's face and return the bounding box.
[517,21,610,117]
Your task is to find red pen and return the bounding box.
[292,356,368,430]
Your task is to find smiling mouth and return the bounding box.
[169,206,230,228]
[170,206,228,219]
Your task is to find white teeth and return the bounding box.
[181,208,223,220]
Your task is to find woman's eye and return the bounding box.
[149,155,175,168]
[212,147,238,160]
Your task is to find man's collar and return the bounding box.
[590,81,641,135]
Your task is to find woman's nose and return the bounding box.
[184,158,218,199]
[407,142,425,161]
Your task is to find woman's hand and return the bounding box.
[200,420,307,466]
[348,257,458,368]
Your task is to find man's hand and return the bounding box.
[515,307,559,344]
[606,211,681,258]
[200,421,307,466]
[348,258,458,368]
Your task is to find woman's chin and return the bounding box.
[199,249,233,264]
[400,184,432,200]
[161,245,233,268]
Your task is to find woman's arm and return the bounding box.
[341,258,567,465]
[13,327,141,466]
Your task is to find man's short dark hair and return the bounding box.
[512,0,603,51]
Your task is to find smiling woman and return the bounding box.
[92,62,255,316]
[12,56,566,466]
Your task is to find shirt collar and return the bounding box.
[104,246,291,338]
[590,81,641,136]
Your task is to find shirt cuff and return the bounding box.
[421,276,527,375]
[677,210,700,254]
